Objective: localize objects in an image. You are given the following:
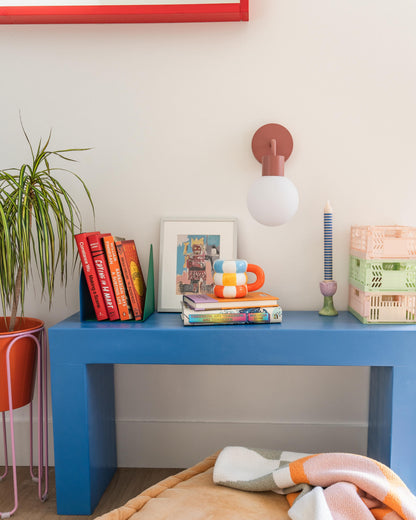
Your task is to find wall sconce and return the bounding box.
[247,123,299,226]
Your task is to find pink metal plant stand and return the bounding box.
[0,325,48,518]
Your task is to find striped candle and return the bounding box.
[324,201,333,281]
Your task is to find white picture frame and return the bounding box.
[158,217,237,312]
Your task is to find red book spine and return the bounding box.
[103,235,133,321]
[87,233,120,321]
[116,240,146,321]
[75,232,109,321]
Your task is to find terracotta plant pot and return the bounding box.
[0,317,43,412]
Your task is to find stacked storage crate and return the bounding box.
[348,226,416,323]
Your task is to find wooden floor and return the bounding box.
[0,466,182,519]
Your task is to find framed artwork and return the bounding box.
[0,0,249,24]
[158,217,237,312]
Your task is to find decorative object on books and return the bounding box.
[247,123,298,226]
[213,259,265,298]
[348,225,416,323]
[0,0,249,24]
[183,291,279,311]
[158,218,237,312]
[319,201,338,317]
[0,122,93,515]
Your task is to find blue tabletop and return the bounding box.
[48,311,416,366]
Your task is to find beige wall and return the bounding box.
[1,0,415,466]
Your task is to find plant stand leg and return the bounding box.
[1,340,20,518]
[0,327,48,518]
[0,413,7,481]
[29,329,48,502]
[39,330,48,501]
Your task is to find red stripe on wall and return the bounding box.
[0,2,249,23]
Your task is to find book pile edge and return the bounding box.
[181,291,282,326]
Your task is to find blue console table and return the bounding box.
[49,311,416,515]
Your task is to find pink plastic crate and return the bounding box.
[348,284,416,324]
[350,226,416,259]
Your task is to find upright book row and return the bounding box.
[75,232,148,321]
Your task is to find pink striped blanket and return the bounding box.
[213,447,416,520]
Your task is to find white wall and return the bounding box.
[1,0,416,467]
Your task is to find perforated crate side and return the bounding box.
[350,226,416,259]
[348,285,416,323]
[350,227,369,258]
[349,256,416,291]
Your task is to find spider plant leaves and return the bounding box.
[0,129,94,330]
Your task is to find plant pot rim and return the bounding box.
[0,317,44,335]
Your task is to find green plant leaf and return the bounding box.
[0,125,94,330]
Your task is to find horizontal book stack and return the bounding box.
[348,225,416,324]
[181,291,282,326]
[75,232,154,322]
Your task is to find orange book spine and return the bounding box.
[75,232,109,321]
[116,240,146,321]
[87,233,120,321]
[103,235,133,321]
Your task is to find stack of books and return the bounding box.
[181,291,282,326]
[75,232,146,321]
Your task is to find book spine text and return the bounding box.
[88,234,120,321]
[103,236,133,320]
[75,233,109,321]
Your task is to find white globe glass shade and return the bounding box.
[247,176,299,226]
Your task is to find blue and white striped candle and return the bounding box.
[324,201,333,281]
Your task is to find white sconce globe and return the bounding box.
[247,176,299,226]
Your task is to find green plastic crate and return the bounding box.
[349,255,416,292]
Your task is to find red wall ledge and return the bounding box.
[0,1,249,24]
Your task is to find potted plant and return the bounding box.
[0,124,94,411]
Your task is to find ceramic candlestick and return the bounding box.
[319,201,337,316]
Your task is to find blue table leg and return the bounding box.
[368,366,416,492]
[50,363,117,514]
[390,365,416,491]
[368,366,392,467]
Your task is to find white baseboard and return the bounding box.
[0,419,367,468]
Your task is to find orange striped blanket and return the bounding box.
[213,447,416,520]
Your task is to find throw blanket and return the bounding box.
[213,447,416,520]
